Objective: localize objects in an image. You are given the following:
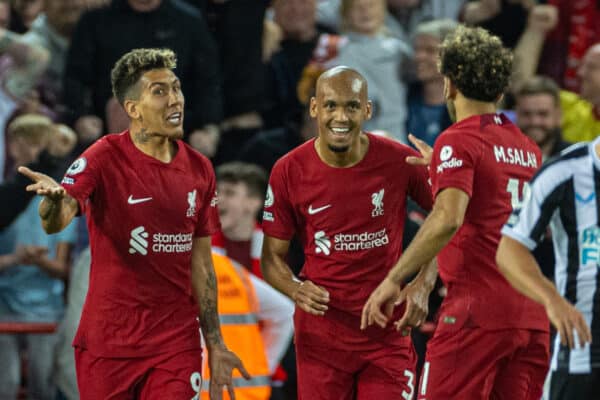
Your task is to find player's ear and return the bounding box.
[309,96,318,118]
[443,76,457,100]
[124,99,140,120]
[365,100,373,121]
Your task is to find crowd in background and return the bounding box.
[0,0,599,399]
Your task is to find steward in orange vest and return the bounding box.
[201,252,272,400]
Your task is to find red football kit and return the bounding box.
[62,131,220,399]
[418,114,550,400]
[263,133,433,400]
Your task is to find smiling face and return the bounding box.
[516,93,561,147]
[125,68,184,139]
[310,68,372,153]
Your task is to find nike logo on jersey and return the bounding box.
[128,195,153,205]
[308,204,331,215]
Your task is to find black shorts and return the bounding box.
[550,368,600,400]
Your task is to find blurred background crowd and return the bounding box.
[0,0,598,399]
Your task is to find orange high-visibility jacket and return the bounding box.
[201,252,271,400]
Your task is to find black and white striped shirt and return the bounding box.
[502,139,600,373]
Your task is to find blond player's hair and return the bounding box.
[110,48,177,106]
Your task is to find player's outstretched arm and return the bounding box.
[191,237,250,400]
[362,188,468,329]
[18,166,78,234]
[393,258,438,332]
[261,235,330,316]
[497,236,592,349]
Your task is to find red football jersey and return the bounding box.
[263,133,433,315]
[430,113,548,331]
[62,131,220,357]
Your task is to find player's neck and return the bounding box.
[129,129,176,163]
[223,220,255,241]
[315,133,369,168]
[453,94,497,122]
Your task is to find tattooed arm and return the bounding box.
[191,237,250,399]
[0,27,49,99]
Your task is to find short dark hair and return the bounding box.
[216,162,268,199]
[439,25,512,102]
[111,48,177,106]
[516,76,560,106]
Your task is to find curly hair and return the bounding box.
[110,48,177,105]
[439,25,512,102]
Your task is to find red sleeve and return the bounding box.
[61,142,102,214]
[430,132,480,199]
[262,161,296,240]
[195,160,221,237]
[406,147,433,212]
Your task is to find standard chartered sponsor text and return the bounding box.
[152,232,193,253]
[334,228,389,251]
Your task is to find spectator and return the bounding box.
[0,0,10,28]
[262,0,330,129]
[240,104,317,173]
[331,0,412,142]
[514,75,571,286]
[512,6,600,143]
[0,122,77,230]
[406,18,456,146]
[515,76,571,161]
[318,0,464,43]
[212,162,268,278]
[0,114,77,400]
[63,0,222,147]
[9,0,43,32]
[201,252,294,400]
[23,0,94,112]
[0,26,49,181]
[205,0,269,165]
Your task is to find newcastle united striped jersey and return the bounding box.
[502,138,600,373]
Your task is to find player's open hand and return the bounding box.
[292,280,330,316]
[546,294,592,349]
[208,345,251,400]
[361,277,401,330]
[393,280,430,334]
[406,134,433,167]
[18,166,65,200]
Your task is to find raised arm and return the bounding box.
[261,235,330,316]
[511,4,558,90]
[191,236,249,400]
[17,166,78,234]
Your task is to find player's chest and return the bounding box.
[293,173,404,230]
[100,166,206,228]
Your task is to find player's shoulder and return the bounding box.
[365,132,416,157]
[83,132,124,160]
[272,139,316,171]
[178,140,213,171]
[535,142,590,181]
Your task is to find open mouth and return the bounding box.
[329,127,351,137]
[166,112,182,125]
